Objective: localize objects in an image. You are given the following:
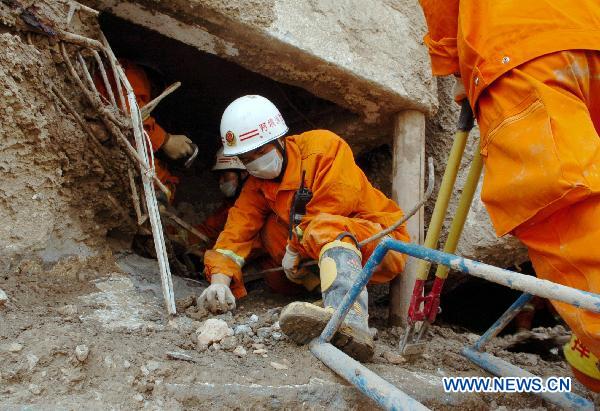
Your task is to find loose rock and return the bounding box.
[28,384,42,395]
[220,335,238,351]
[253,348,267,355]
[0,288,7,307]
[7,342,23,353]
[233,346,247,357]
[383,351,406,365]
[146,360,161,372]
[75,344,89,362]
[234,324,253,336]
[196,319,234,346]
[248,314,259,323]
[57,304,78,317]
[256,327,271,339]
[270,361,288,370]
[175,295,195,311]
[251,343,265,350]
[26,353,39,371]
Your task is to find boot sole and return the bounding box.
[279,302,374,362]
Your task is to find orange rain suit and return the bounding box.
[419,0,600,372]
[204,130,410,299]
[168,202,304,295]
[95,60,179,197]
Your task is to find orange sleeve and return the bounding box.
[143,116,168,152]
[204,179,270,298]
[419,0,460,76]
[122,61,169,151]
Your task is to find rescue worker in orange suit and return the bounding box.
[170,148,250,254]
[94,60,194,200]
[171,148,307,295]
[199,95,411,361]
[419,0,600,390]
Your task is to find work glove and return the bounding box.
[162,134,194,160]
[282,244,303,282]
[198,273,236,313]
[453,76,467,104]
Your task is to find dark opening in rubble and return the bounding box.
[99,14,348,213]
[438,261,560,335]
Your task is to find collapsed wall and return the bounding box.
[0,1,133,272]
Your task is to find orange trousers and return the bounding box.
[477,50,600,358]
[259,213,408,294]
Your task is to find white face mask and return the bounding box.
[219,180,238,198]
[245,149,283,179]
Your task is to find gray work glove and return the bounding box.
[282,244,302,282]
[162,134,194,160]
[198,273,236,313]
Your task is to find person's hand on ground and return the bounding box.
[198,273,235,313]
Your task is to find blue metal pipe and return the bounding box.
[462,348,593,410]
[384,240,600,314]
[313,238,600,410]
[310,340,430,410]
[474,293,533,351]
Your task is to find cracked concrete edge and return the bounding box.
[83,0,438,121]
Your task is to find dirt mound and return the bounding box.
[0,0,133,274]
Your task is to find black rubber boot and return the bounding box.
[280,240,374,362]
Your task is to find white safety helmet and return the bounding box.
[220,95,288,156]
[211,147,246,171]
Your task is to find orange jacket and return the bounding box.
[419,0,600,106]
[204,130,406,297]
[95,60,179,196]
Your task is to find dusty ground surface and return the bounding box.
[1,253,598,410]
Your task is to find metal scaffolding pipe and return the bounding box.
[385,239,600,314]
[462,348,593,410]
[310,341,430,411]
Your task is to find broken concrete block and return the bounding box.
[75,344,89,362]
[0,289,7,307]
[196,318,234,346]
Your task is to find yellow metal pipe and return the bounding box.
[415,101,474,281]
[434,148,484,279]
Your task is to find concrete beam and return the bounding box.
[389,110,425,326]
[83,0,437,121]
